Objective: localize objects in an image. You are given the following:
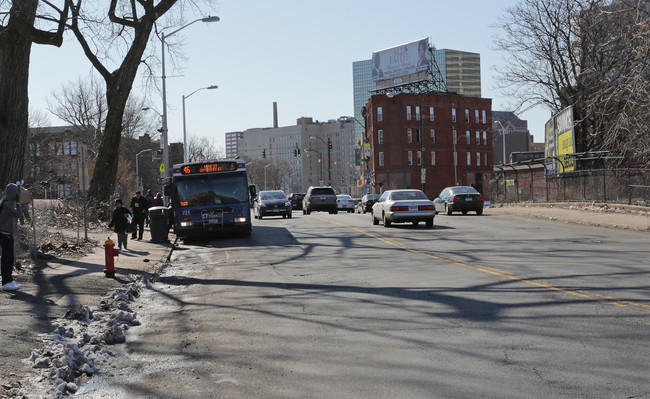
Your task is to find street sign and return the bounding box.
[153,157,162,161]
[159,163,165,173]
[365,183,370,189]
[421,168,426,184]
[364,143,371,157]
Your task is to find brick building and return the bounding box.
[366,92,493,199]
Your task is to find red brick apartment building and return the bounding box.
[366,92,493,199]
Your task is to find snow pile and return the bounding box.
[569,202,650,215]
[23,272,159,397]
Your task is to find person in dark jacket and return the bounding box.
[152,192,164,207]
[0,183,21,291]
[108,199,132,250]
[130,191,149,240]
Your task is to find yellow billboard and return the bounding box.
[557,129,575,172]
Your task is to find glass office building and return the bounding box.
[352,59,375,144]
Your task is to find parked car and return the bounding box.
[356,194,381,214]
[371,189,435,228]
[253,190,292,219]
[337,194,356,213]
[303,186,338,215]
[433,186,484,215]
[288,193,305,210]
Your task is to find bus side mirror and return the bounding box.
[249,185,257,199]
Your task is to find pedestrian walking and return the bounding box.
[18,185,32,225]
[108,199,132,250]
[0,183,21,291]
[130,191,149,240]
[144,189,154,227]
[152,192,164,207]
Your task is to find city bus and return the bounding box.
[166,159,256,237]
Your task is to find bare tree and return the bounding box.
[186,134,224,162]
[0,0,68,188]
[66,0,217,207]
[494,0,650,161]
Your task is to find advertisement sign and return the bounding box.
[555,106,575,173]
[372,38,430,84]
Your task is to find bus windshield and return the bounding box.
[174,173,248,207]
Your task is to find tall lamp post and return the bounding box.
[494,120,508,164]
[161,16,220,178]
[263,164,271,190]
[182,85,218,162]
[309,135,331,185]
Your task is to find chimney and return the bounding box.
[273,102,278,128]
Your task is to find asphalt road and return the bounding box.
[81,211,650,398]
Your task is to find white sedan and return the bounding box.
[336,194,356,213]
[371,189,436,228]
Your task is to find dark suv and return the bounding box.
[288,193,305,210]
[303,186,338,215]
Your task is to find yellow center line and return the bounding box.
[317,216,650,311]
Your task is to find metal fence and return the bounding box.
[490,163,650,206]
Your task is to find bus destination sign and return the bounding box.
[181,161,238,175]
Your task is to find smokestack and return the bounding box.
[273,102,278,128]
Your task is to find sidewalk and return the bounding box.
[486,202,650,232]
[0,226,176,394]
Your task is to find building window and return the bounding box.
[417,150,422,166]
[430,151,436,166]
[378,129,383,144]
[408,151,413,166]
[407,128,413,143]
[482,110,487,124]
[482,131,487,145]
[475,110,480,124]
[430,129,436,144]
[429,106,434,121]
[57,143,63,156]
[465,109,469,123]
[406,106,412,121]
[476,131,481,145]
[415,106,421,121]
[466,130,471,144]
[379,151,384,167]
[31,143,41,157]
[63,142,71,156]
[377,106,383,122]
[417,128,422,144]
[477,152,481,166]
[484,152,488,166]
[467,152,471,166]
[452,108,456,123]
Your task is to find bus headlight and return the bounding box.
[235,217,247,223]
[180,221,191,227]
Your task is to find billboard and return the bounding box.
[372,38,430,87]
[545,106,575,174]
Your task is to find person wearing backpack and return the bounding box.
[0,183,21,291]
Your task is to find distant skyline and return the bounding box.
[28,0,549,154]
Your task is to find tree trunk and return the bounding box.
[0,1,37,189]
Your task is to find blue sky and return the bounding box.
[28,0,549,151]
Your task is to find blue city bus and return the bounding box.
[166,159,255,237]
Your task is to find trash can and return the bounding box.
[148,206,170,243]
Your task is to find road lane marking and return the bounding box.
[317,216,650,312]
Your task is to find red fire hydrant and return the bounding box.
[104,238,119,278]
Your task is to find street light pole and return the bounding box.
[494,120,507,164]
[160,16,220,178]
[263,164,271,190]
[182,85,218,162]
[309,135,331,186]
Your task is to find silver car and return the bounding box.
[371,189,436,228]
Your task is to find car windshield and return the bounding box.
[366,195,380,200]
[390,191,428,201]
[260,191,287,200]
[452,187,479,195]
[312,188,334,195]
[338,195,351,199]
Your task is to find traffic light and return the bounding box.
[262,149,266,158]
[372,182,376,187]
[297,148,301,157]
[328,138,333,152]
[293,148,297,157]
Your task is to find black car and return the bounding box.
[356,194,381,214]
[253,190,292,219]
[288,193,305,210]
[433,186,484,215]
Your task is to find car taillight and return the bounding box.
[452,196,461,202]
[390,205,409,212]
[418,205,435,211]
[307,195,312,200]
[477,195,484,201]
